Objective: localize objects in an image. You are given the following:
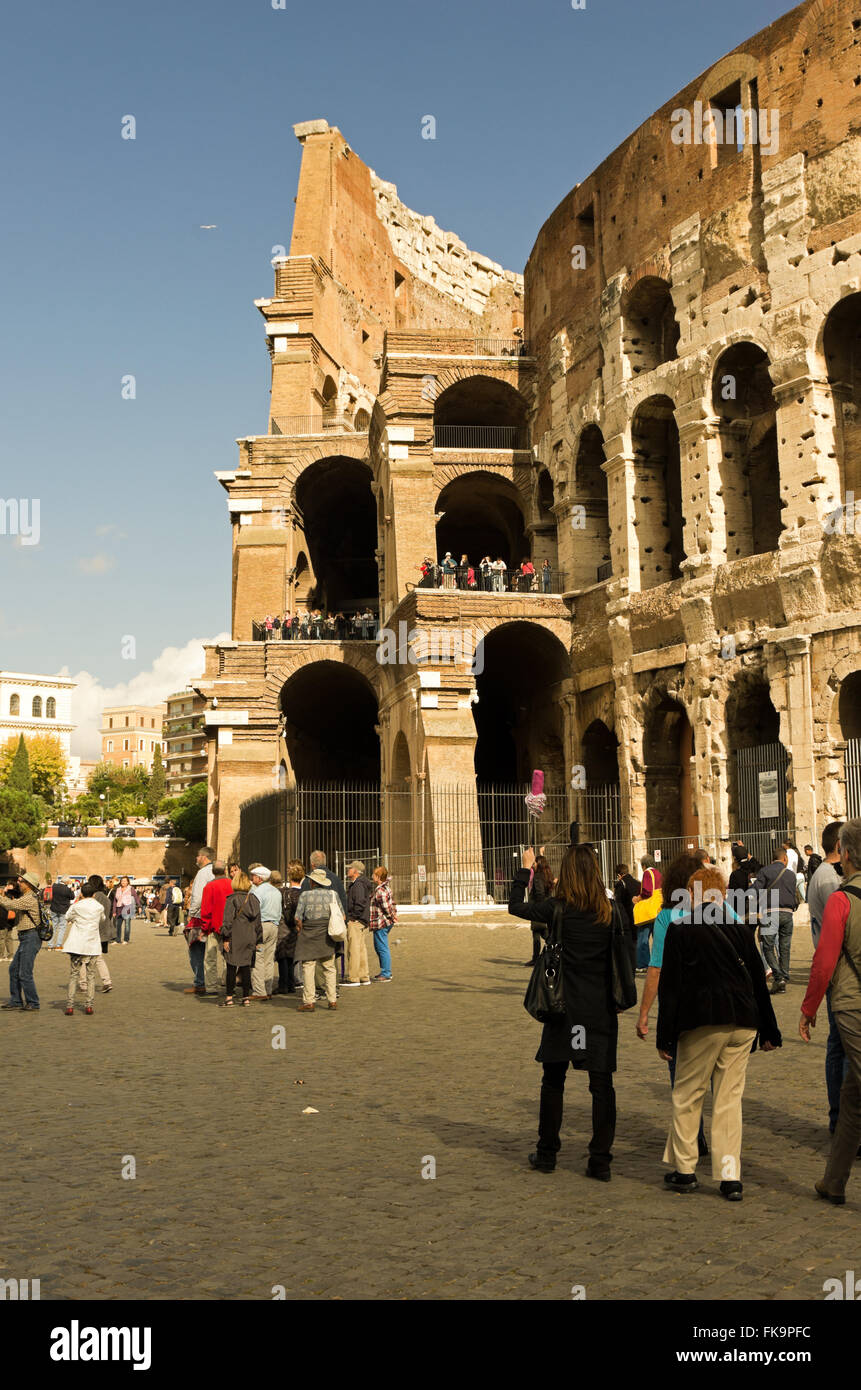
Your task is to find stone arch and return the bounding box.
[434,469,529,571]
[642,687,698,844]
[473,620,570,784]
[282,434,372,497]
[278,658,381,782]
[433,373,529,449]
[260,644,385,723]
[694,51,759,110]
[622,276,679,375]
[712,341,782,558]
[293,455,377,613]
[822,290,861,496]
[571,422,611,587]
[631,394,685,589]
[817,654,861,741]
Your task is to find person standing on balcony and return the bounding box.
[492,557,507,592]
[478,556,492,591]
[456,554,470,588]
[542,559,553,593]
[519,558,535,593]
[441,553,457,590]
[264,614,274,640]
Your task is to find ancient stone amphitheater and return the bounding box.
[199,0,861,901]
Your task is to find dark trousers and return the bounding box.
[277,956,296,992]
[826,988,848,1131]
[225,963,252,998]
[823,1007,861,1195]
[167,904,180,936]
[530,928,542,965]
[537,1061,616,1172]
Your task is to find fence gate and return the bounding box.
[579,781,624,883]
[734,741,790,866]
[846,738,861,818]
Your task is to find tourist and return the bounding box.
[62,881,105,1016]
[200,860,232,994]
[805,821,847,1137]
[342,860,373,987]
[728,842,761,898]
[519,557,535,592]
[264,614,274,639]
[113,876,139,944]
[275,860,303,995]
[299,851,347,991]
[370,865,397,981]
[805,843,823,884]
[249,866,282,1000]
[657,866,781,1200]
[524,852,555,967]
[491,556,507,592]
[166,878,182,936]
[0,871,43,1012]
[294,864,343,1012]
[752,844,798,993]
[541,559,552,592]
[220,870,262,1007]
[86,874,113,993]
[47,876,74,950]
[183,846,215,995]
[632,854,662,973]
[692,847,713,868]
[781,836,800,876]
[509,844,620,1182]
[479,556,492,591]
[441,552,457,589]
[0,893,15,962]
[612,863,641,970]
[800,818,861,1205]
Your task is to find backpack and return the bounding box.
[36,898,54,942]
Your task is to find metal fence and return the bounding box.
[270,415,361,436]
[433,424,530,450]
[237,780,573,905]
[416,564,562,594]
[252,617,379,642]
[847,738,861,818]
[733,742,789,866]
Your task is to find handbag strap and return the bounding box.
[837,887,861,987]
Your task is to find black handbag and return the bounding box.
[610,902,637,1012]
[524,902,566,1023]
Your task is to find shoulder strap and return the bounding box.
[837,889,861,986]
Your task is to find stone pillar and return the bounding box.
[766,634,818,847]
[422,708,486,904]
[771,358,845,540]
[603,434,638,592]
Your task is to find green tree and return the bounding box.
[5,736,32,794]
[147,747,165,818]
[0,733,68,803]
[161,781,207,842]
[0,786,46,854]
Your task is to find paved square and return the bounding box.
[3,912,857,1301]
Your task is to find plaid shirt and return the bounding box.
[370,882,397,931]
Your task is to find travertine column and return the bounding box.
[766,634,818,847]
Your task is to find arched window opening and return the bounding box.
[725,675,787,864]
[32,696,42,717]
[320,375,338,422]
[824,293,861,496]
[631,397,684,589]
[643,695,698,852]
[281,663,379,782]
[473,622,568,785]
[435,472,528,579]
[713,343,781,559]
[9,694,19,716]
[294,458,377,615]
[434,376,528,451]
[46,697,56,719]
[839,671,861,741]
[572,425,611,588]
[623,278,679,375]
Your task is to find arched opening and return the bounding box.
[578,719,622,862]
[644,695,698,851]
[354,408,371,433]
[537,469,554,518]
[294,458,377,615]
[623,277,679,374]
[713,343,781,559]
[572,425,611,588]
[435,472,528,580]
[281,662,380,782]
[387,731,413,898]
[839,670,861,740]
[9,694,19,716]
[292,551,312,612]
[824,293,861,495]
[631,396,684,589]
[32,696,42,718]
[725,675,787,863]
[434,376,528,450]
[473,622,569,784]
[320,375,338,422]
[46,697,56,719]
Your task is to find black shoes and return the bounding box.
[770,980,787,994]
[720,1181,743,1201]
[664,1171,698,1193]
[815,1180,846,1206]
[528,1151,556,1173]
[586,1164,611,1183]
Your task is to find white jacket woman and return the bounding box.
[62,892,105,1014]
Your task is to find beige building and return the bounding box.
[100,705,166,772]
[163,690,207,795]
[197,0,861,898]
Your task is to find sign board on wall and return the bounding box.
[758,771,780,820]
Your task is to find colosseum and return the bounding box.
[198,0,861,901]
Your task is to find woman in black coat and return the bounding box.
[220,872,263,1006]
[509,844,619,1181]
[523,851,555,967]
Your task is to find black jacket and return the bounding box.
[49,881,74,914]
[752,861,797,913]
[613,874,641,934]
[509,869,618,1072]
[656,907,782,1055]
[346,874,373,925]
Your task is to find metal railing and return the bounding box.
[597,560,613,582]
[270,415,363,436]
[433,424,530,450]
[415,563,564,595]
[252,616,379,642]
[846,738,861,818]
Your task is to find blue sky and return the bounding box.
[0,0,792,753]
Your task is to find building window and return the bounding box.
[109,717,113,729]
[32,696,42,717]
[9,694,19,715]
[107,739,114,752]
[123,739,129,751]
[46,697,56,719]
[125,717,129,727]
[139,739,144,751]
[122,760,129,769]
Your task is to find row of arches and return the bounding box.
[8,694,56,719]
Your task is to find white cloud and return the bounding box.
[78,553,116,575]
[57,634,230,759]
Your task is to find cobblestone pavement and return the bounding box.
[2,909,857,1301]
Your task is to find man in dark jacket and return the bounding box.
[299,851,347,994]
[613,864,641,969]
[753,845,798,994]
[343,860,373,986]
[47,877,74,950]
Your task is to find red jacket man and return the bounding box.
[198,863,233,995]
